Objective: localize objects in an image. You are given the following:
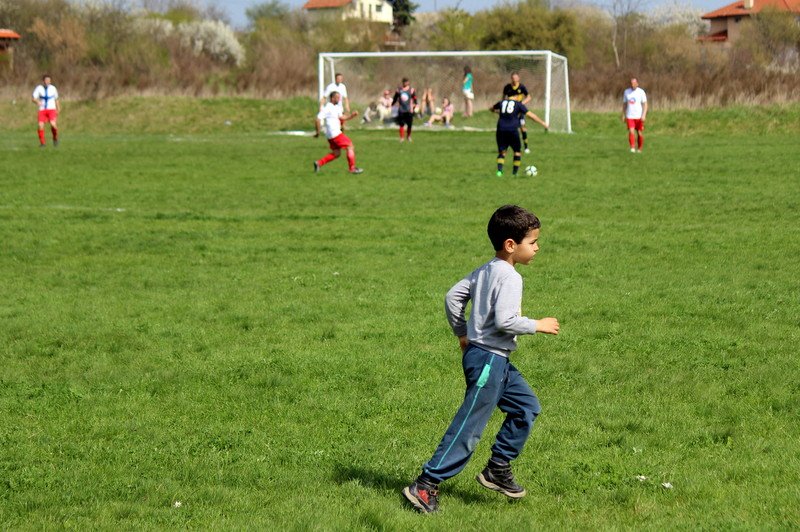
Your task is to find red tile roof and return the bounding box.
[702,0,800,19]
[303,0,353,9]
[0,29,21,39]
[698,29,729,41]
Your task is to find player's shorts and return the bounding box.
[396,112,414,128]
[626,118,644,131]
[38,109,58,122]
[462,89,474,100]
[328,133,352,150]
[496,130,521,153]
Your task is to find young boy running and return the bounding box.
[314,91,363,174]
[403,205,560,513]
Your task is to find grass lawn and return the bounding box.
[1,101,799,528]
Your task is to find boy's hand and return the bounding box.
[535,317,560,335]
[458,335,469,352]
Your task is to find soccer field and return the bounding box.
[1,106,799,528]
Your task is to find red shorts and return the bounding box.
[328,133,352,150]
[626,118,644,131]
[38,109,58,122]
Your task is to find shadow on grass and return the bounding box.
[332,464,407,492]
[332,464,502,506]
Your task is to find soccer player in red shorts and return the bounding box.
[622,77,647,153]
[314,91,363,174]
[31,74,61,148]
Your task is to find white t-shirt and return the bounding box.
[317,102,343,139]
[623,87,647,119]
[325,82,347,112]
[33,84,59,110]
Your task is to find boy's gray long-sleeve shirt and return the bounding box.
[445,258,537,357]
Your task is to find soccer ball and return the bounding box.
[525,165,538,177]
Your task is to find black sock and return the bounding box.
[489,456,509,468]
[522,129,528,149]
[417,473,439,488]
[512,154,521,174]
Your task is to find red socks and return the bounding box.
[317,153,336,167]
[38,129,45,145]
[638,135,644,150]
[399,126,405,140]
[346,151,356,171]
[52,127,58,142]
[628,132,635,149]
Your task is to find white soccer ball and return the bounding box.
[525,165,538,177]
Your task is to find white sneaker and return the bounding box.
[630,148,636,153]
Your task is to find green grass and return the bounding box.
[1,102,799,528]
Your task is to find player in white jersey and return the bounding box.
[622,77,648,153]
[320,72,350,114]
[313,92,363,174]
[31,74,61,147]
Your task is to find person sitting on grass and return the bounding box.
[363,90,394,124]
[424,97,455,127]
[402,204,560,514]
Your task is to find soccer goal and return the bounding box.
[318,50,572,133]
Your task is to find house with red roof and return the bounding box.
[303,0,394,25]
[0,29,21,70]
[700,0,800,43]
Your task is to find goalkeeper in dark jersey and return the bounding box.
[502,72,534,153]
[490,95,548,177]
[392,77,418,142]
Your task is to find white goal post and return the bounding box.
[318,50,572,133]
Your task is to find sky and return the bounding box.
[217,0,726,28]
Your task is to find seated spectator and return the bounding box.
[424,97,455,127]
[363,90,394,124]
[420,87,434,117]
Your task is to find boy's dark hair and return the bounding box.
[487,205,540,251]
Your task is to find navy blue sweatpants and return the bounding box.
[422,344,541,483]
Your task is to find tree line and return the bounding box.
[1,0,798,106]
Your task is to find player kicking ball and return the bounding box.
[314,91,363,174]
[490,95,547,177]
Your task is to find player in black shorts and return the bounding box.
[502,72,533,153]
[490,95,548,177]
[393,78,418,142]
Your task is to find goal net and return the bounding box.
[318,50,572,133]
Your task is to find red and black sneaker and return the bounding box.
[477,461,526,499]
[402,480,439,513]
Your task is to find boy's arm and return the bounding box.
[444,278,471,339]
[340,111,359,123]
[494,274,559,335]
[314,117,321,138]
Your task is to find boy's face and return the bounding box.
[509,228,540,265]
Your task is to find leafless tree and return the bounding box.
[607,0,646,68]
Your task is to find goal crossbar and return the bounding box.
[318,50,572,133]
